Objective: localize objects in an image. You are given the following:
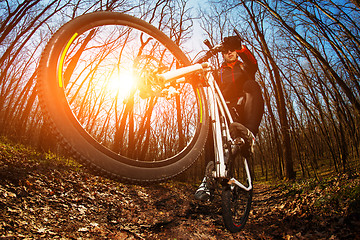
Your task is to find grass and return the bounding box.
[0,136,83,172]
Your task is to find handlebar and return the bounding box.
[196,29,243,64]
[196,43,223,63]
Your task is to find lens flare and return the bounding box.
[107,69,136,98]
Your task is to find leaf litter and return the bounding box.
[0,140,359,239]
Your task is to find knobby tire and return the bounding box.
[38,12,209,183]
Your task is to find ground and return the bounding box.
[0,140,359,239]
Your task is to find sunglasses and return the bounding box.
[222,48,236,54]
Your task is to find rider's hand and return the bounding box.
[222,36,242,51]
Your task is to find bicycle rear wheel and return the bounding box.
[221,157,253,232]
[38,12,209,183]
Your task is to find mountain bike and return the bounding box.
[38,11,253,232]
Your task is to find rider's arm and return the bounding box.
[236,45,258,75]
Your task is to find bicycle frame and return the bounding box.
[158,63,253,192]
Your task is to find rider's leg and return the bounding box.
[230,80,264,156]
[230,80,264,137]
[194,126,215,201]
[241,80,264,135]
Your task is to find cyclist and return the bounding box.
[195,35,264,201]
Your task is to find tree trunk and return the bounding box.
[243,2,295,179]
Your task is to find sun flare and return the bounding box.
[107,69,136,98]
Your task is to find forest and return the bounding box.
[0,0,359,181]
[0,0,360,238]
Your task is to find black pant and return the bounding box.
[229,80,264,135]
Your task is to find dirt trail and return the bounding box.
[0,142,359,239]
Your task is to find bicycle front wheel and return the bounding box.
[38,12,209,183]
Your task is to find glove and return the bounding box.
[222,36,242,51]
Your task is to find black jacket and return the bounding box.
[218,46,258,102]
